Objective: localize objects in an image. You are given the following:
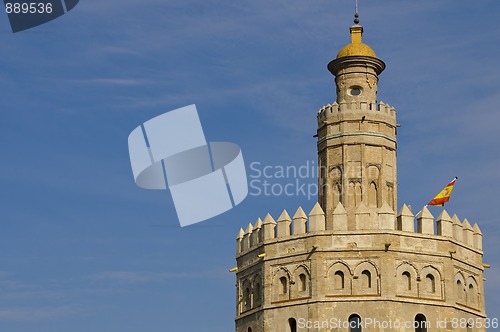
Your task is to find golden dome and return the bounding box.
[336,25,377,59]
[337,42,376,58]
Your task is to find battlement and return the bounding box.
[236,203,482,255]
[317,100,396,125]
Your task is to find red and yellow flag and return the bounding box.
[427,177,458,206]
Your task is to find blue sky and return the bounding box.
[0,0,499,331]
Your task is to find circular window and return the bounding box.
[349,86,363,96]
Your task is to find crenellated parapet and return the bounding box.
[317,100,396,126]
[235,202,486,326]
[236,202,483,256]
[397,204,483,251]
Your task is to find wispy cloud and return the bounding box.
[0,273,38,292]
[68,78,153,85]
[87,269,226,284]
[0,305,85,321]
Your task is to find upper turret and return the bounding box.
[327,12,385,105]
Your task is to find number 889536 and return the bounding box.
[5,2,53,14]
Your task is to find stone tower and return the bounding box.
[234,12,486,332]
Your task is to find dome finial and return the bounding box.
[354,0,360,24]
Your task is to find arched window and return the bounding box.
[334,271,345,290]
[415,314,428,332]
[288,318,297,332]
[368,182,378,208]
[333,182,342,207]
[468,283,477,307]
[254,282,261,304]
[361,270,371,288]
[299,273,307,292]
[349,314,362,332]
[355,182,362,207]
[331,167,342,207]
[387,183,394,209]
[244,287,251,310]
[247,328,252,332]
[402,271,411,291]
[280,277,288,294]
[348,182,355,208]
[456,280,464,302]
[426,274,435,293]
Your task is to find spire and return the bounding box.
[354,0,360,24]
[350,0,363,46]
[334,1,380,60]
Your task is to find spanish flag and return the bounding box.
[427,177,458,206]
